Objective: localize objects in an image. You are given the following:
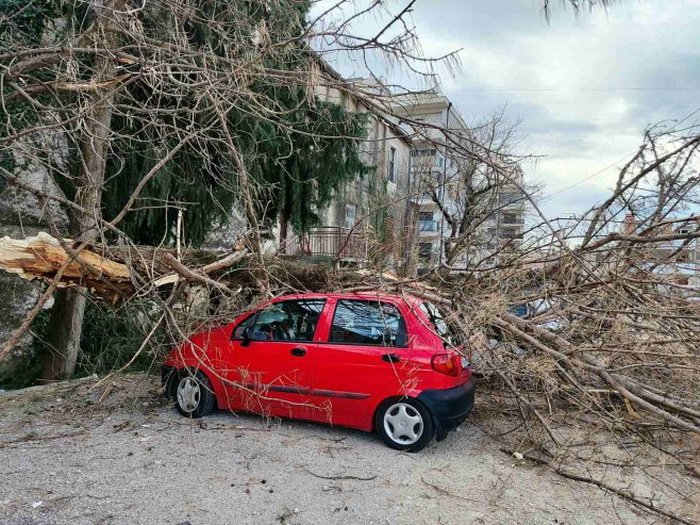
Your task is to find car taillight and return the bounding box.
[431,353,462,376]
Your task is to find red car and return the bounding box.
[162,292,475,451]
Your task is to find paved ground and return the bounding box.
[0,374,687,525]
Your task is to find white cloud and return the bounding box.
[418,0,700,216]
[312,0,700,217]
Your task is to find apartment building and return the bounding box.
[281,65,525,273]
[393,88,526,273]
[389,90,467,273]
[282,63,412,267]
[621,214,700,286]
[485,170,526,251]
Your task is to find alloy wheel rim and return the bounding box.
[383,402,423,445]
[176,376,201,412]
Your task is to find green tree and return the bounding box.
[1,0,369,379]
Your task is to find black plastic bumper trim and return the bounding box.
[417,377,476,441]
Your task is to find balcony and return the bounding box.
[499,193,525,208]
[500,229,524,240]
[283,227,368,260]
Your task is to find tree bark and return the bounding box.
[42,95,115,380]
[41,288,87,381]
[42,1,124,381]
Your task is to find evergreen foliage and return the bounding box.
[0,0,65,46]
[0,302,157,390]
[1,0,370,245]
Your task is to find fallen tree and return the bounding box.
[2,224,698,440]
[0,233,132,301]
[1,188,699,522]
[0,2,698,522]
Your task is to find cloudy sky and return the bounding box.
[314,0,700,220]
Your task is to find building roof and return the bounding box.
[391,88,469,133]
[312,59,412,144]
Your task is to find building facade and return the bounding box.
[282,65,413,268]
[621,214,700,286]
[393,88,526,273]
[279,67,527,274]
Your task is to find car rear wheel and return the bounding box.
[175,370,216,418]
[375,398,434,452]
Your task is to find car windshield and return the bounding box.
[419,301,461,348]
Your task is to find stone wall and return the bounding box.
[0,130,70,375]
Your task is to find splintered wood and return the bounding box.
[0,232,251,303]
[0,232,132,301]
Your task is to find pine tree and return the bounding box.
[1,0,369,379]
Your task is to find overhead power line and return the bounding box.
[542,152,635,201]
[536,108,700,201]
[453,87,700,93]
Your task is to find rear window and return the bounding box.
[419,301,461,348]
[329,300,408,347]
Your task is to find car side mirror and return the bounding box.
[241,326,252,347]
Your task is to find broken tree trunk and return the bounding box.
[41,0,127,380]
[0,232,255,368]
[0,233,133,300]
[0,233,256,302]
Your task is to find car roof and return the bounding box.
[271,291,425,304]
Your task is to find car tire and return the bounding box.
[174,370,216,418]
[375,397,435,452]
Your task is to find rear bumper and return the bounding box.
[418,377,476,441]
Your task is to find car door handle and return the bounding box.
[291,347,307,357]
[382,353,400,363]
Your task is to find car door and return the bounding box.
[310,298,413,430]
[225,299,325,420]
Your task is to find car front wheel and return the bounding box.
[175,370,216,418]
[375,398,434,452]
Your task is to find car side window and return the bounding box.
[234,300,325,343]
[231,313,256,340]
[329,300,408,347]
[419,301,462,347]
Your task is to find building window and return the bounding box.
[502,213,519,224]
[388,147,396,183]
[418,242,433,262]
[344,203,357,229]
[501,227,521,239]
[411,148,437,157]
[500,192,521,206]
[418,211,437,232]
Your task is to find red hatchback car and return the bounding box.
[162,292,475,451]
